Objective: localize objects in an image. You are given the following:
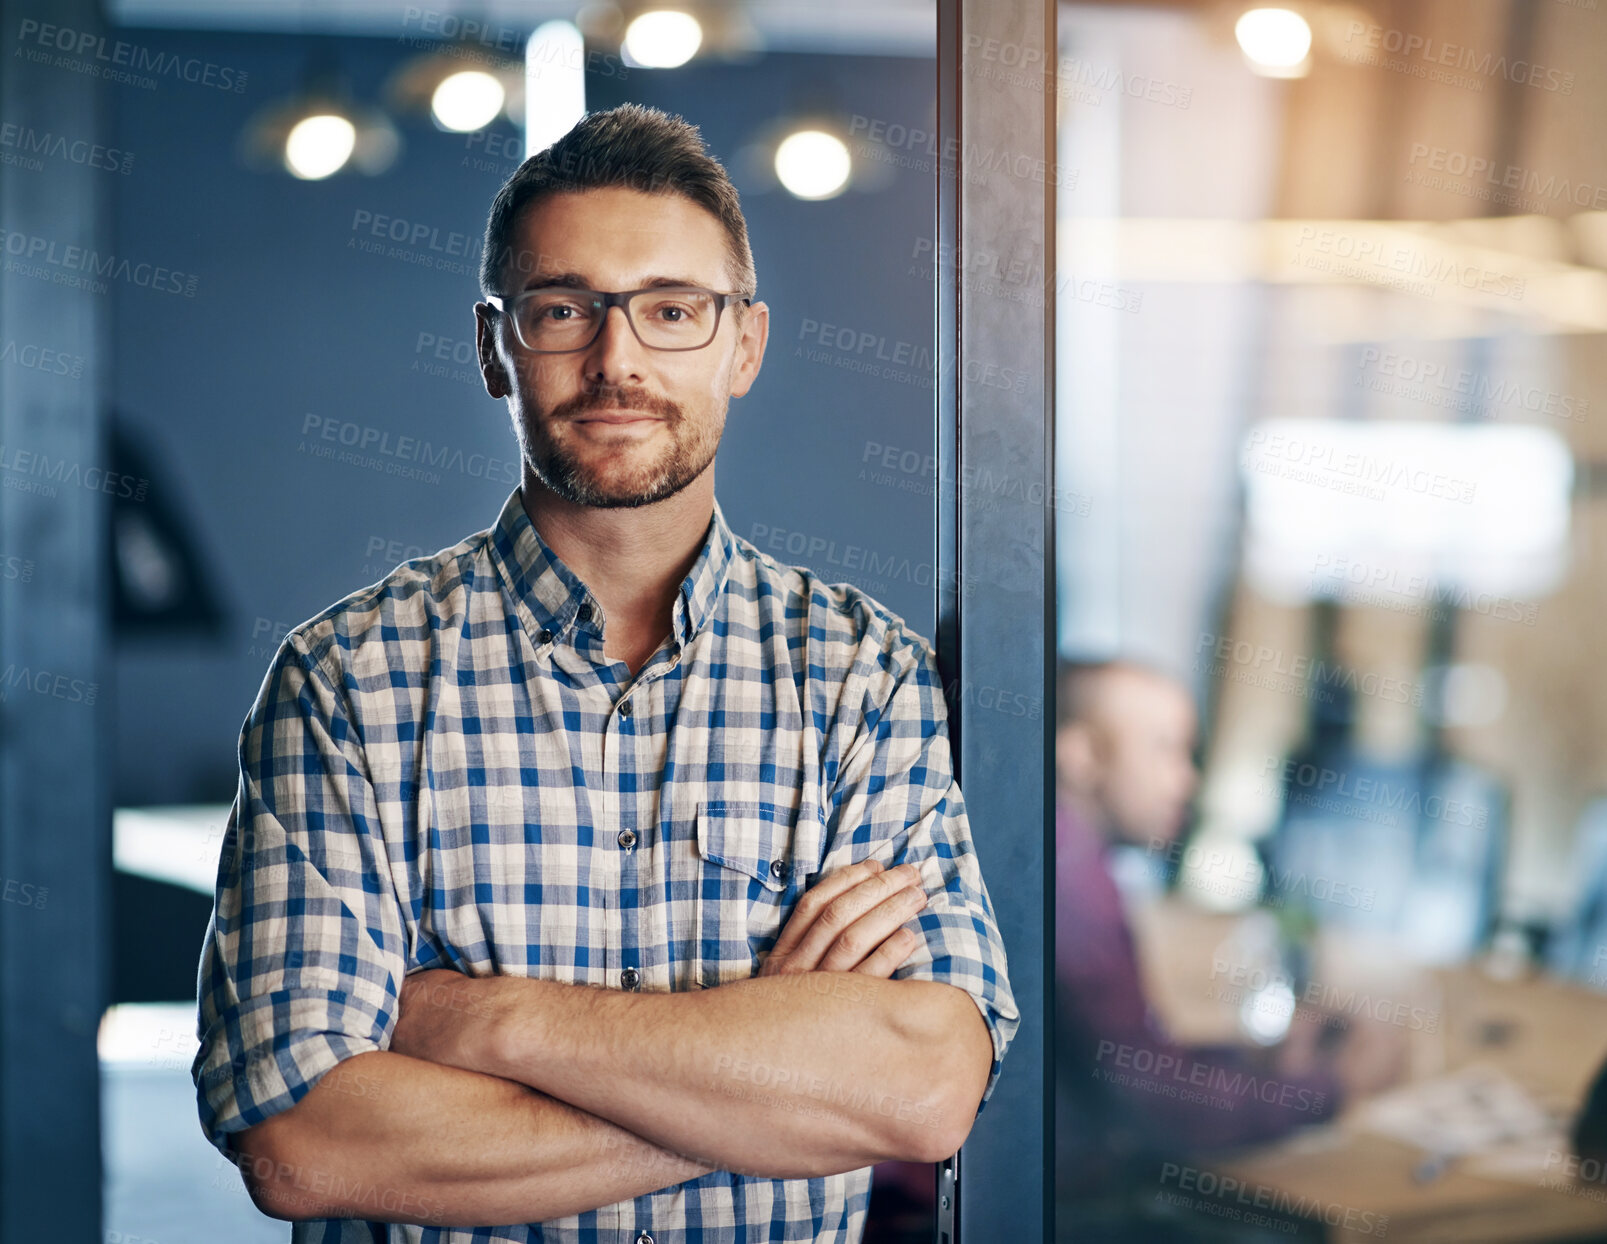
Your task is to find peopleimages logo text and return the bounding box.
[1341,21,1573,93]
[299,414,518,485]
[0,227,198,297]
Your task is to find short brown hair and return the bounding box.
[479,103,756,314]
[1058,657,1186,730]
[1058,658,1116,730]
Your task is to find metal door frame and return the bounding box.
[935,1,1056,1239]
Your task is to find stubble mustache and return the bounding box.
[552,385,681,422]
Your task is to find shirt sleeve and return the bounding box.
[1060,947,1342,1149]
[1054,823,1340,1150]
[819,613,1020,1120]
[191,629,409,1158]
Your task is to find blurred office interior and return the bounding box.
[1052,1,1607,1240]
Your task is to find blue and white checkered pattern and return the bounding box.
[193,485,1018,1242]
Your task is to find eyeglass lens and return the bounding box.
[513,288,718,351]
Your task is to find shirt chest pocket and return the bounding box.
[693,798,826,990]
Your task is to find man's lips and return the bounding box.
[571,410,660,425]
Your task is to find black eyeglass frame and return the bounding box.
[483,286,754,354]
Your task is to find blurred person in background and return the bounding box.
[1054,658,1406,1239]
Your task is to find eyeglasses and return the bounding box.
[484,285,752,354]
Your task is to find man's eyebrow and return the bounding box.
[523,272,588,290]
[522,272,715,291]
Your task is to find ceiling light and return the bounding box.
[622,9,703,68]
[284,113,357,179]
[774,129,852,200]
[431,70,506,133]
[241,69,400,180]
[1235,7,1313,77]
[385,52,524,134]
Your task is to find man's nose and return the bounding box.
[586,304,646,377]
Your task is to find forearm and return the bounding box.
[480,973,964,1178]
[234,1049,716,1225]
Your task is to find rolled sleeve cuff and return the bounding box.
[964,987,1018,1118]
[195,986,393,1158]
[892,903,1019,1121]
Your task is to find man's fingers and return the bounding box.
[853,926,923,978]
[767,858,887,962]
[815,882,928,973]
[787,863,922,970]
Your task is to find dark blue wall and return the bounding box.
[109,29,937,804]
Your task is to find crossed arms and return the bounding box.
[211,626,1014,1229]
[234,859,995,1226]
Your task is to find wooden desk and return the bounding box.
[1125,895,1607,1243]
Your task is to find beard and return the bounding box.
[517,382,725,509]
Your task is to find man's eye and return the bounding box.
[646,299,705,322]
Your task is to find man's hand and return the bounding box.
[389,967,502,1070]
[759,858,928,977]
[1271,1009,1331,1080]
[1271,1008,1409,1102]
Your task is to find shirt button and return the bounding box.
[769,859,790,880]
[636,1233,654,1244]
[621,966,641,991]
[537,629,553,645]
[617,828,637,850]
[619,698,633,717]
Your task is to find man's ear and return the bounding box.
[475,303,511,399]
[1056,722,1100,795]
[727,299,769,400]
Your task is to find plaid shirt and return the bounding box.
[193,485,1018,1243]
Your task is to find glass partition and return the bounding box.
[1053,2,1607,1238]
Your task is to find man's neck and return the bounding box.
[1057,788,1117,846]
[519,471,713,648]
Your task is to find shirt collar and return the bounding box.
[488,486,736,651]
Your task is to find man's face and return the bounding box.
[1058,669,1199,847]
[475,186,768,508]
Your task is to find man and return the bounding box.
[193,104,1018,1242]
[1054,659,1403,1226]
